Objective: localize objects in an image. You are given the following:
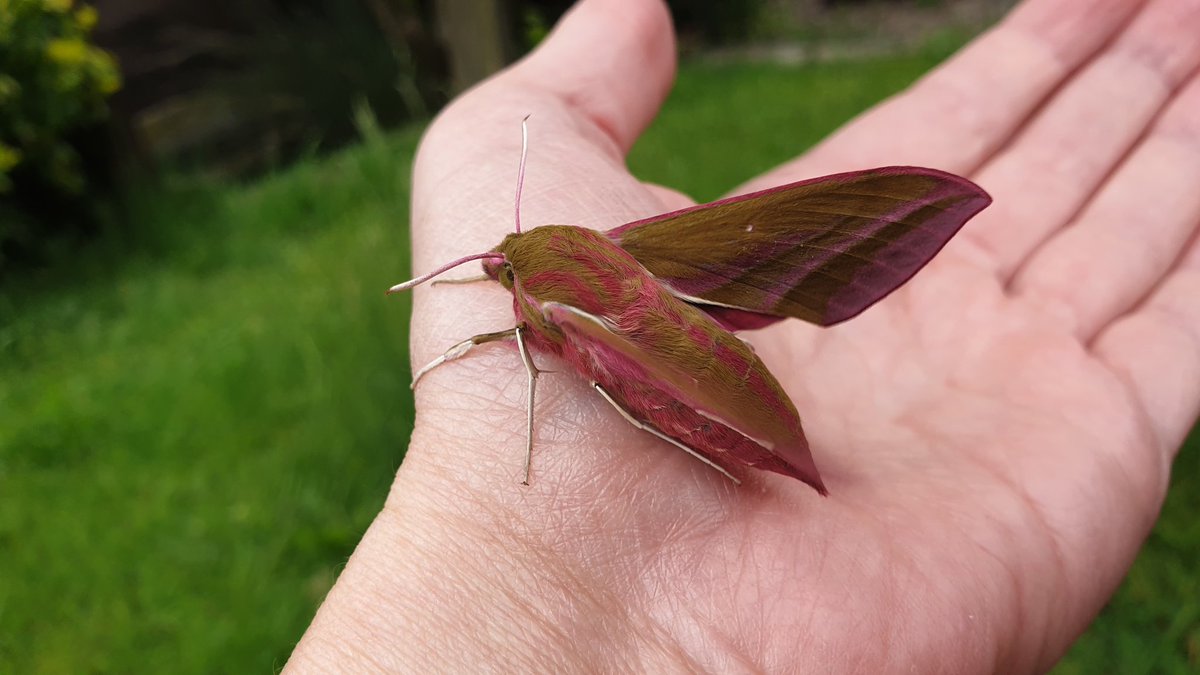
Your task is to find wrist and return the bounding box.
[285,430,680,672]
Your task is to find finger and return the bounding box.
[1093,238,1200,455]
[410,0,677,267]
[741,0,1145,191]
[510,0,677,156]
[958,0,1200,278]
[1011,71,1200,339]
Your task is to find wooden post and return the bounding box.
[434,0,515,93]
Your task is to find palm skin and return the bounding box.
[286,0,1200,672]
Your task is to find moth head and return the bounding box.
[483,257,516,290]
[487,229,536,290]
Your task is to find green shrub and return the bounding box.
[0,0,120,195]
[0,0,120,269]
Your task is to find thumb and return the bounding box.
[510,0,677,154]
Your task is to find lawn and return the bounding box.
[1,44,1196,672]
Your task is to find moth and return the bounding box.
[391,122,990,494]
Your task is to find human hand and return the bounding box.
[286,0,1200,671]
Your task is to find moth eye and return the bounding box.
[505,265,515,282]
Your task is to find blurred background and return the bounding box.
[1,0,1195,671]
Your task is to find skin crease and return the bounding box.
[286,0,1200,672]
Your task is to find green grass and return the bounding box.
[628,51,963,200]
[0,129,419,671]
[1,46,1197,672]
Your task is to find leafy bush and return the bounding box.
[0,0,120,267]
[0,0,119,194]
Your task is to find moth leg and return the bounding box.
[411,328,517,388]
[431,274,491,286]
[515,324,540,486]
[590,382,741,485]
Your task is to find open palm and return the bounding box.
[287,0,1200,671]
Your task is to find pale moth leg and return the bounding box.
[515,325,540,486]
[590,382,740,485]
[411,328,517,388]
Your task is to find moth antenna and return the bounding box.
[431,274,491,287]
[387,252,505,294]
[514,114,530,234]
